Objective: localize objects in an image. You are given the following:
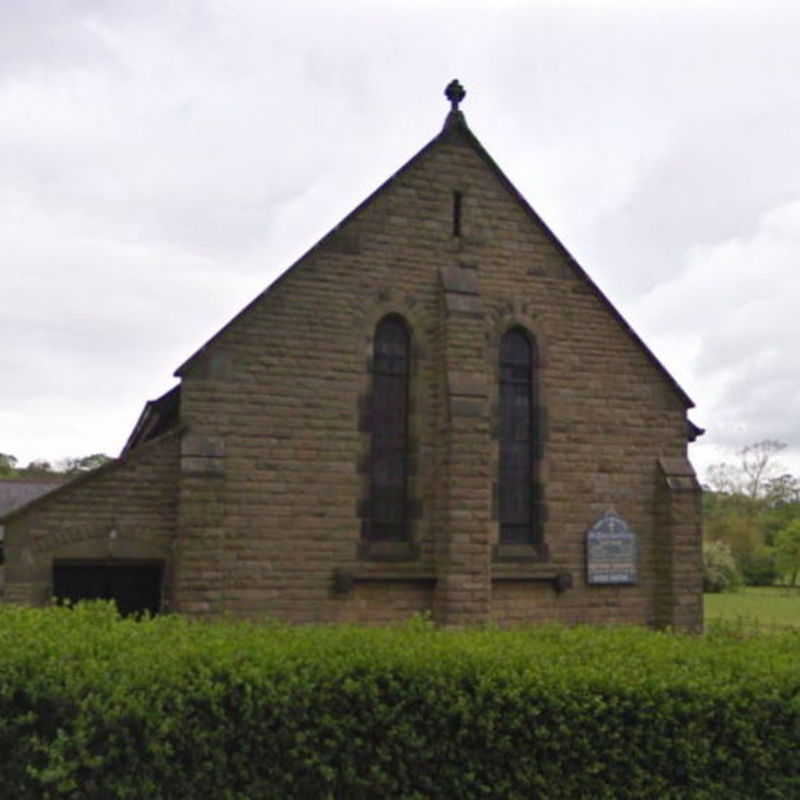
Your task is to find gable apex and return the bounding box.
[174,86,694,410]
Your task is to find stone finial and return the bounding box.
[445,79,466,111]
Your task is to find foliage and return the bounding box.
[759,496,800,547]
[0,452,112,479]
[22,459,56,476]
[763,472,800,507]
[706,439,786,501]
[703,440,800,586]
[59,453,112,475]
[738,439,787,500]
[702,539,743,593]
[0,452,18,476]
[774,519,800,586]
[2,603,800,799]
[704,510,759,562]
[738,546,779,587]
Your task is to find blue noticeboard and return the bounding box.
[586,512,638,585]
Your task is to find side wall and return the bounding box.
[2,432,180,608]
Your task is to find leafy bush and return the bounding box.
[703,539,744,592]
[775,519,800,585]
[1,602,800,799]
[738,545,779,586]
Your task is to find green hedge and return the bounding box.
[1,603,799,799]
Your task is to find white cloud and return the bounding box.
[3,0,800,475]
[629,199,800,477]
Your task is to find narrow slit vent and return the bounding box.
[452,190,462,237]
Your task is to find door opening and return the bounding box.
[53,561,163,617]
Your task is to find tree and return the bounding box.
[774,519,800,586]
[702,440,798,587]
[704,510,760,562]
[705,461,744,496]
[738,546,779,587]
[705,440,787,503]
[740,440,787,501]
[1,453,113,479]
[703,540,743,593]
[763,473,800,507]
[0,453,18,477]
[760,475,800,546]
[20,459,56,477]
[59,454,112,475]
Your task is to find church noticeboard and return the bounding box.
[586,512,638,585]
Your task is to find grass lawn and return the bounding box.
[704,586,800,631]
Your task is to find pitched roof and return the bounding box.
[120,385,181,457]
[0,479,64,518]
[174,88,694,409]
[0,426,184,525]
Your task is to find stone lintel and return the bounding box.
[444,293,482,315]
[440,265,479,295]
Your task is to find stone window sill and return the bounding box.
[492,542,549,563]
[357,540,420,562]
[491,563,573,593]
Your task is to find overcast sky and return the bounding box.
[3,0,800,482]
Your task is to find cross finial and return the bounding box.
[445,79,466,111]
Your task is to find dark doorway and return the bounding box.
[53,561,163,617]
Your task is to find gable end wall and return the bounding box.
[175,128,701,628]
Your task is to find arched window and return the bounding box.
[498,328,538,546]
[369,316,410,541]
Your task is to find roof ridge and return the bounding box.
[172,83,693,409]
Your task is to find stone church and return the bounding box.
[1,82,703,629]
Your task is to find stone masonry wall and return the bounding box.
[173,119,702,629]
[2,431,180,608]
